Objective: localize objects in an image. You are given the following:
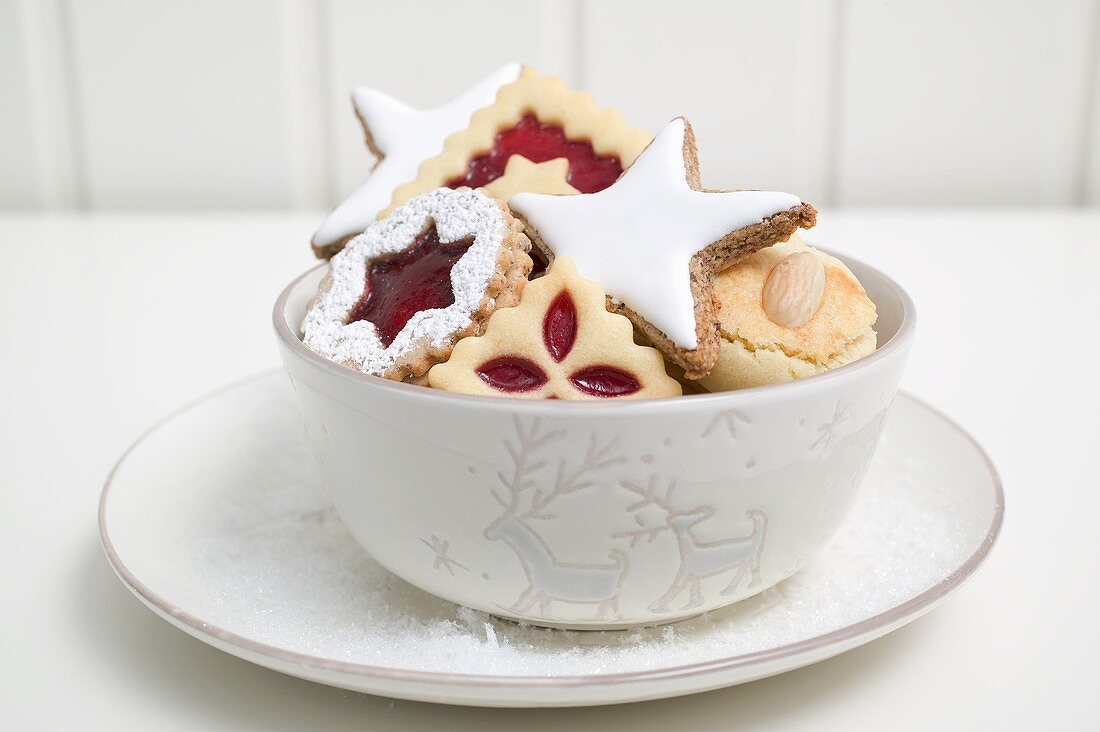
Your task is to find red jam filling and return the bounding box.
[569,366,641,398]
[447,114,623,194]
[476,356,548,392]
[543,291,577,363]
[474,288,641,399]
[346,225,473,347]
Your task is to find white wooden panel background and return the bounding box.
[1088,0,1100,205]
[2,0,1100,211]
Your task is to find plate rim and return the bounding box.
[98,369,1004,691]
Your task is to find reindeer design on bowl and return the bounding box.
[616,477,769,613]
[485,418,629,621]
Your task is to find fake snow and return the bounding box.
[178,376,977,678]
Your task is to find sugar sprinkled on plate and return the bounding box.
[179,378,972,678]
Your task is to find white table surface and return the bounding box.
[1,210,1095,730]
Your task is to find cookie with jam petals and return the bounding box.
[302,187,532,382]
[428,257,681,400]
[380,67,651,217]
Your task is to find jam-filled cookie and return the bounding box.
[302,187,532,382]
[429,257,681,400]
[509,117,817,380]
[380,67,651,217]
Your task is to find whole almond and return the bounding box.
[762,251,826,329]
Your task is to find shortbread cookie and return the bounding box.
[698,235,877,392]
[484,157,578,277]
[429,257,681,400]
[380,67,651,216]
[302,187,531,382]
[483,156,579,202]
[311,64,522,258]
[509,117,817,380]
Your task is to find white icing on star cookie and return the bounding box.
[311,63,521,256]
[302,188,530,380]
[510,118,803,350]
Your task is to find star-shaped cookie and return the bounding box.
[509,117,817,379]
[311,63,521,258]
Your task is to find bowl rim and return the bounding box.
[272,248,916,412]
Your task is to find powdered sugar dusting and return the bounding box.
[171,375,987,678]
[302,188,506,375]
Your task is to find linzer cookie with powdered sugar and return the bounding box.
[301,187,531,383]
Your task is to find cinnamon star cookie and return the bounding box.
[509,117,817,379]
[311,64,522,258]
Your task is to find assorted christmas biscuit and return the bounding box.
[300,64,878,399]
[301,187,531,382]
[698,235,878,392]
[380,66,651,217]
[429,257,681,399]
[482,156,579,203]
[510,117,816,379]
[311,64,522,258]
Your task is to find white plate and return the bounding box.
[99,371,1002,707]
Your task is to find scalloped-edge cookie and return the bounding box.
[302,187,531,382]
[428,257,681,400]
[380,67,651,216]
[483,156,579,202]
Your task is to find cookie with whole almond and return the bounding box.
[698,234,878,392]
[302,187,531,382]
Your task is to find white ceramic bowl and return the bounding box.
[274,253,915,629]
